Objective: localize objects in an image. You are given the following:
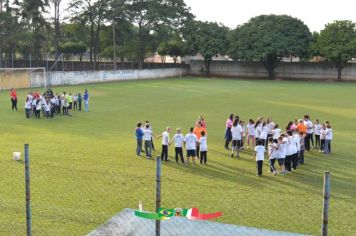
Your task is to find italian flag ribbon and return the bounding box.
[135,208,222,221]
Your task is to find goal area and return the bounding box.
[0,67,46,91]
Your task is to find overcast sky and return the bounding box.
[60,0,356,32]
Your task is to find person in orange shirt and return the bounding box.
[10,88,18,111]
[296,119,306,134]
[193,121,207,159]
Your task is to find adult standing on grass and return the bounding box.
[224,114,234,149]
[84,89,89,112]
[303,115,313,151]
[184,127,198,165]
[135,122,144,156]
[10,88,18,111]
[143,123,154,159]
[157,126,171,162]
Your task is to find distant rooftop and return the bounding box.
[88,209,308,236]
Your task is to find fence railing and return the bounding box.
[0,59,188,72]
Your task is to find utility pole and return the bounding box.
[113,23,117,70]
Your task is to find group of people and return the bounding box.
[135,116,208,165]
[224,114,333,176]
[23,88,90,119]
[135,114,334,177]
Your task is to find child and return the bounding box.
[246,119,255,149]
[35,98,42,119]
[143,124,154,159]
[251,139,265,176]
[73,94,78,110]
[268,137,278,175]
[320,124,327,153]
[324,124,333,155]
[314,119,321,149]
[199,131,208,165]
[25,97,32,119]
[231,119,243,158]
[260,122,268,148]
[170,128,185,164]
[157,126,171,161]
[239,120,246,150]
[276,136,286,174]
[254,120,262,145]
[44,100,51,118]
[135,122,144,156]
[299,132,305,164]
[145,121,155,151]
[184,127,198,165]
[272,124,281,143]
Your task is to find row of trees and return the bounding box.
[1,0,356,80]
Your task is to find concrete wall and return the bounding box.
[189,60,356,81]
[30,68,188,88]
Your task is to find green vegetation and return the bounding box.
[0,78,355,235]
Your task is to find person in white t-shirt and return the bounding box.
[324,124,333,155]
[267,117,275,143]
[25,97,32,118]
[156,126,171,162]
[272,124,281,143]
[143,124,154,158]
[304,115,313,151]
[246,119,255,149]
[231,119,243,158]
[254,120,262,145]
[292,131,301,170]
[260,122,268,148]
[170,128,185,164]
[277,136,287,174]
[285,131,298,171]
[184,127,198,165]
[314,119,322,149]
[251,139,265,176]
[239,120,246,150]
[199,131,208,165]
[320,124,327,153]
[268,137,278,175]
[44,100,51,118]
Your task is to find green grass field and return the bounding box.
[0,77,355,235]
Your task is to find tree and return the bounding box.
[0,11,21,66]
[229,15,312,79]
[158,36,185,63]
[70,0,109,63]
[184,21,229,75]
[16,0,50,60]
[314,21,356,81]
[116,0,192,68]
[59,41,87,61]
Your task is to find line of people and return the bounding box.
[135,116,208,165]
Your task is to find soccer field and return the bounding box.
[0,77,355,235]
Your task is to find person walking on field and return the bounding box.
[10,88,18,111]
[84,89,89,112]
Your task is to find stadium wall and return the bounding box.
[30,68,188,87]
[189,60,356,81]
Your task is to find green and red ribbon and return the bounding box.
[135,208,222,221]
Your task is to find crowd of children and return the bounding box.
[135,116,208,165]
[135,114,333,177]
[24,89,89,119]
[225,114,333,176]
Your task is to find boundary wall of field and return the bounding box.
[189,60,356,81]
[30,68,188,88]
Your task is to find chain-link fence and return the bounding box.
[1,145,355,236]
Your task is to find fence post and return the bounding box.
[25,144,32,236]
[321,171,331,236]
[156,156,161,236]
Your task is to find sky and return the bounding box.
[60,0,356,32]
